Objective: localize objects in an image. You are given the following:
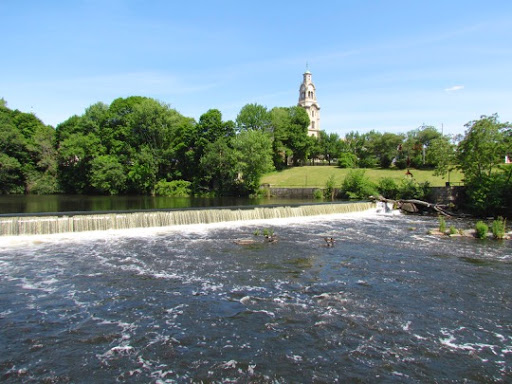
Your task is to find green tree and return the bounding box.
[0,103,59,194]
[429,135,456,179]
[127,145,159,194]
[57,132,105,193]
[402,125,442,168]
[200,138,237,195]
[373,132,404,168]
[269,107,292,169]
[318,131,342,165]
[457,114,511,215]
[236,103,271,132]
[90,155,126,195]
[0,153,24,193]
[232,130,274,195]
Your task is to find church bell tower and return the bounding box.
[298,67,320,137]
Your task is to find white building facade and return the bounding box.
[298,69,320,137]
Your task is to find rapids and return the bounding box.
[0,209,511,383]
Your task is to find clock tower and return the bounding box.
[298,68,320,137]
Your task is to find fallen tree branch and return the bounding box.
[370,195,458,217]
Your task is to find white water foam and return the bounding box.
[0,207,383,249]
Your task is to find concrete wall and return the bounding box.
[428,186,466,206]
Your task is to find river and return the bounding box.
[0,195,316,215]
[0,209,511,382]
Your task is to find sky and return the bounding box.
[1,0,511,136]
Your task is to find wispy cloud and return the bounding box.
[444,85,464,92]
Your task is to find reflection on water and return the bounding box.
[0,211,511,383]
[0,195,319,215]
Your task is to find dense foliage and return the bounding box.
[1,95,510,215]
[0,99,58,194]
[0,98,311,197]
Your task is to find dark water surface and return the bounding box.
[0,211,511,383]
[0,195,316,215]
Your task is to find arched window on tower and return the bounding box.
[301,92,305,99]
[311,121,315,129]
[312,110,315,117]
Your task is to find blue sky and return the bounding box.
[1,0,511,136]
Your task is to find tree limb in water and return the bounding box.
[370,195,457,217]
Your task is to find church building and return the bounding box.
[298,68,320,137]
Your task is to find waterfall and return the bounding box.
[0,202,375,236]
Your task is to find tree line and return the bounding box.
[0,97,312,197]
[1,96,510,215]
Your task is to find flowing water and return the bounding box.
[0,209,511,383]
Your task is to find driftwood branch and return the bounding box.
[371,195,456,217]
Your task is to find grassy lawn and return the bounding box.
[261,166,464,188]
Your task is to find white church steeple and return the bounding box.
[298,66,320,137]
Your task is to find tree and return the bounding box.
[269,107,292,169]
[0,103,59,194]
[373,132,404,168]
[232,130,274,195]
[318,131,342,165]
[57,132,105,193]
[457,114,511,215]
[200,138,237,195]
[402,125,442,168]
[90,155,126,195]
[428,135,456,179]
[236,103,271,132]
[286,106,311,165]
[0,153,24,193]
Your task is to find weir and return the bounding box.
[0,202,375,236]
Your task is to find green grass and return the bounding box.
[261,166,464,188]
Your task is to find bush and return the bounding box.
[491,217,507,239]
[475,221,489,239]
[337,153,357,168]
[313,189,324,200]
[357,156,378,168]
[339,170,378,200]
[377,177,399,199]
[439,216,446,232]
[449,225,458,235]
[154,179,192,197]
[397,179,430,200]
[323,175,337,200]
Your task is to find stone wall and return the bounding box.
[268,187,320,199]
[428,186,466,206]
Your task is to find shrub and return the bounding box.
[337,153,357,168]
[397,179,430,200]
[357,156,378,168]
[339,170,378,200]
[449,225,458,235]
[439,216,446,233]
[313,189,324,200]
[262,228,274,237]
[491,217,507,239]
[475,221,489,239]
[154,179,192,197]
[377,177,399,200]
[323,175,337,200]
